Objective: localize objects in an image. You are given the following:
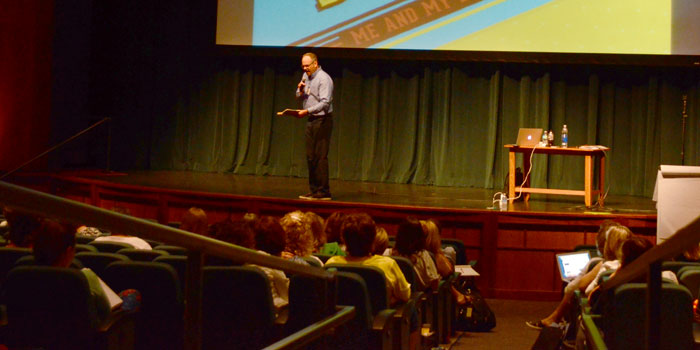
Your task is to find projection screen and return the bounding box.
[216,0,700,56]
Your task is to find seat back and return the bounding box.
[76,243,99,253]
[288,274,329,333]
[312,253,334,264]
[334,271,375,349]
[441,238,466,265]
[678,267,700,300]
[116,248,169,262]
[605,283,693,350]
[4,266,99,349]
[153,255,187,292]
[14,255,84,269]
[0,247,31,285]
[75,252,130,276]
[103,261,183,350]
[202,266,276,350]
[89,241,134,253]
[389,255,417,292]
[325,264,390,315]
[153,244,188,256]
[661,261,700,276]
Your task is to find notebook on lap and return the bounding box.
[556,251,591,283]
[516,128,543,147]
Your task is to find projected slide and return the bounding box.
[216,0,700,55]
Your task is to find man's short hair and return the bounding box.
[33,220,76,266]
[302,52,318,62]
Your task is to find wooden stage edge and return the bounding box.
[11,170,658,301]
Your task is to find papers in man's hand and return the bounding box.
[455,265,480,277]
[87,268,123,310]
[276,109,304,118]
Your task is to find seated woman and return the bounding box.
[180,207,208,235]
[422,218,469,304]
[326,212,411,304]
[279,211,319,266]
[372,226,389,256]
[390,217,440,292]
[327,213,417,350]
[252,216,292,313]
[318,211,346,256]
[33,219,112,323]
[526,221,626,329]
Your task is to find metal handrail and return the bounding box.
[0,180,342,350]
[264,306,356,350]
[0,181,333,280]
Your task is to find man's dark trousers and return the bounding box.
[305,115,332,196]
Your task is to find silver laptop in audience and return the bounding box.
[556,251,591,283]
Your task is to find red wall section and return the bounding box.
[0,1,54,171]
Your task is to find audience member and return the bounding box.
[279,211,316,266]
[326,212,411,304]
[327,213,417,349]
[33,219,112,323]
[318,211,346,256]
[372,226,389,256]
[391,217,440,291]
[422,218,469,304]
[180,207,208,235]
[252,216,291,313]
[305,211,326,252]
[2,207,40,248]
[526,221,621,329]
[584,224,633,295]
[422,219,453,278]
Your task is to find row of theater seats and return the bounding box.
[578,261,700,350]
[0,237,466,350]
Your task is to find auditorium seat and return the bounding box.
[678,266,700,300]
[153,244,188,256]
[0,247,31,285]
[3,266,135,350]
[325,263,413,350]
[302,256,323,267]
[153,255,187,293]
[89,241,134,253]
[14,255,84,269]
[661,261,700,276]
[602,283,693,350]
[76,243,99,253]
[312,253,334,264]
[116,248,169,262]
[334,271,394,350]
[287,274,328,334]
[201,266,279,350]
[103,261,183,350]
[441,238,466,265]
[75,252,130,276]
[389,256,427,339]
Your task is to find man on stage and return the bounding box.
[296,52,334,200]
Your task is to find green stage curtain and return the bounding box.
[149,60,699,198]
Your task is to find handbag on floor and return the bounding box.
[454,277,496,332]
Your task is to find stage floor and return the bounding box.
[79,170,657,216]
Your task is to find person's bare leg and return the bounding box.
[540,289,574,326]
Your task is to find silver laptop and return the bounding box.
[516,128,543,147]
[556,251,591,282]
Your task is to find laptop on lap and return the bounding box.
[556,251,591,283]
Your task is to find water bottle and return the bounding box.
[561,124,568,148]
[540,130,548,146]
[499,193,507,211]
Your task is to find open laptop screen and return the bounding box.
[556,251,591,282]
